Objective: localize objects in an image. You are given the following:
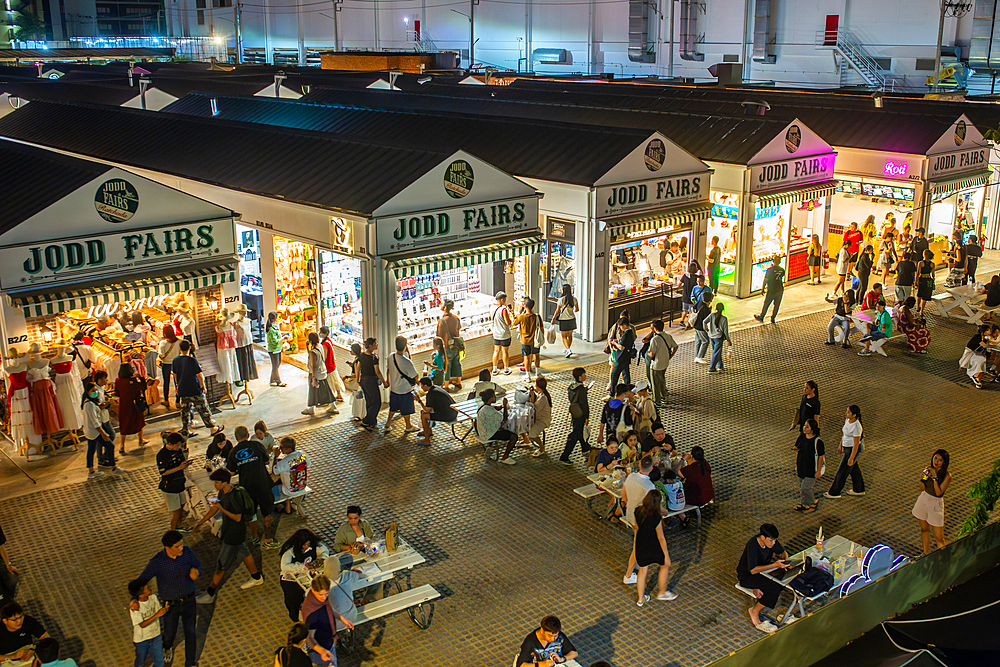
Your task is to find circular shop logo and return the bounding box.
[954,120,967,146]
[444,160,475,199]
[95,179,139,223]
[785,125,802,154]
[644,139,666,172]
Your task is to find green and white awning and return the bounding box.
[752,180,838,208]
[930,171,992,197]
[604,202,712,242]
[386,235,543,279]
[9,261,236,318]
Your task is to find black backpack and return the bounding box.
[789,557,834,597]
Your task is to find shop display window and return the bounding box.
[609,230,690,300]
[236,226,263,342]
[708,192,739,286]
[319,251,363,350]
[751,203,790,292]
[545,241,576,300]
[273,237,317,360]
[397,265,493,353]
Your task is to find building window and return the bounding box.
[197,9,204,24]
[915,58,936,71]
[127,22,143,29]
[98,22,112,30]
[196,0,205,7]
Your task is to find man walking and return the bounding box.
[754,257,786,324]
[646,319,677,406]
[137,531,202,667]
[157,432,192,532]
[226,426,276,549]
[192,468,263,603]
[172,340,224,437]
[692,294,713,365]
[559,367,591,465]
[384,336,421,434]
[706,235,722,293]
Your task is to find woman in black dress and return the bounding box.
[633,489,677,606]
[358,337,385,432]
[915,249,936,315]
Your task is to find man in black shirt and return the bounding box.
[640,426,674,483]
[737,524,791,634]
[754,257,786,324]
[516,615,578,667]
[226,425,276,549]
[894,252,917,303]
[172,340,223,437]
[157,432,193,531]
[416,377,460,446]
[0,524,19,606]
[679,263,698,329]
[692,293,714,364]
[911,228,930,263]
[790,381,820,433]
[0,601,48,662]
[964,236,983,284]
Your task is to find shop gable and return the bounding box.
[748,119,834,165]
[594,132,709,187]
[1,166,237,246]
[925,115,988,157]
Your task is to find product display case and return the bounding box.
[319,251,363,350]
[397,265,494,353]
[273,237,317,362]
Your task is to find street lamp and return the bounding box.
[450,2,478,69]
[932,2,973,93]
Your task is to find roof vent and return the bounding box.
[741,100,770,116]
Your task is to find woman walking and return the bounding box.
[156,325,180,409]
[706,302,732,373]
[912,449,951,555]
[833,239,851,296]
[551,285,579,358]
[807,235,823,285]
[824,405,865,500]
[877,230,896,285]
[633,489,677,606]
[273,623,312,667]
[266,312,288,387]
[793,418,824,512]
[358,337,385,432]
[898,297,930,354]
[915,249,935,315]
[607,310,636,394]
[857,244,875,300]
[115,365,147,454]
[303,333,334,415]
[82,382,121,478]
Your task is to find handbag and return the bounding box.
[132,378,150,413]
[351,389,366,420]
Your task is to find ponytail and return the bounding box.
[713,302,725,327]
[286,622,308,648]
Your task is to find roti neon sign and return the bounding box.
[884,161,908,177]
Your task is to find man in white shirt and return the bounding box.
[384,336,421,434]
[272,437,309,512]
[475,389,519,465]
[646,319,678,406]
[621,456,657,584]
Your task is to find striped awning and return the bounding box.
[603,202,712,242]
[752,180,838,207]
[9,261,236,318]
[386,235,542,279]
[930,171,992,197]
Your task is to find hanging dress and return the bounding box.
[216,326,239,384]
[52,361,83,431]
[7,369,39,446]
[234,317,259,381]
[28,366,64,436]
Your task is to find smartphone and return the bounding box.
[586,381,596,389]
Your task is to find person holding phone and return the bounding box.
[157,432,193,531]
[516,615,578,667]
[737,523,790,634]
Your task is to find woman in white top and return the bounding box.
[551,285,580,358]
[303,333,333,416]
[81,383,119,478]
[833,239,851,297]
[824,405,866,499]
[525,377,553,456]
[491,292,513,375]
[157,326,181,409]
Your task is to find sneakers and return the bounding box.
[656,591,678,601]
[195,592,216,604]
[163,648,173,665]
[708,369,718,373]
[491,367,500,374]
[499,457,516,465]
[261,540,281,550]
[301,408,315,415]
[694,358,708,365]
[87,471,103,479]
[404,426,421,434]
[240,576,264,589]
[823,492,841,499]
[753,315,764,323]
[637,594,650,607]
[176,525,193,533]
[623,573,638,585]
[845,489,866,496]
[563,349,572,358]
[858,350,872,356]
[112,466,126,474]
[973,377,983,389]
[502,367,512,375]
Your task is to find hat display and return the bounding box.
[234,303,248,313]
[50,337,72,349]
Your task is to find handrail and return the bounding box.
[815,29,886,90]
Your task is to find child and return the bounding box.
[128,578,168,667]
[423,337,447,386]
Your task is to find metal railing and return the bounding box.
[816,29,886,90]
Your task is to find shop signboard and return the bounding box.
[0,219,236,291]
[750,153,836,193]
[596,172,711,218]
[926,146,990,181]
[546,217,577,243]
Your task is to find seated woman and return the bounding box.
[279,528,330,622]
[620,430,641,464]
[898,297,930,354]
[470,368,505,401]
[525,377,552,457]
[333,505,374,553]
[594,437,622,473]
[301,575,355,665]
[824,289,858,348]
[960,324,994,389]
[204,431,233,471]
[979,274,1000,307]
[680,445,715,508]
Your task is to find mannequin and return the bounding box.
[27,342,64,438]
[233,304,258,383]
[215,309,239,384]
[50,338,83,431]
[5,347,40,455]
[175,301,196,348]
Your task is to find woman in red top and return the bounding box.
[680,446,714,507]
[115,365,147,454]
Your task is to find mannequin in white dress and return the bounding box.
[50,338,83,431]
[215,309,239,384]
[26,342,63,436]
[5,348,39,453]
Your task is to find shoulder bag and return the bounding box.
[393,355,417,386]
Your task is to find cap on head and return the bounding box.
[495,291,507,301]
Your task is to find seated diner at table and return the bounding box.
[524,377,552,457]
[516,615,578,667]
[858,301,893,357]
[959,324,995,389]
[595,437,622,473]
[415,376,461,447]
[470,368,505,401]
[333,505,374,554]
[620,430,640,464]
[979,274,1000,307]
[737,523,792,635]
[0,601,49,664]
[475,388,519,465]
[279,528,330,622]
[680,446,715,507]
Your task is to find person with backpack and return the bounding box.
[632,381,657,442]
[646,320,678,407]
[512,297,541,378]
[437,300,464,392]
[273,623,311,667]
[793,418,825,512]
[607,311,636,394]
[559,367,590,465]
[824,405,866,499]
[192,468,263,604]
[690,274,713,313]
[596,383,635,445]
[551,284,579,359]
[383,336,420,435]
[677,263,698,329]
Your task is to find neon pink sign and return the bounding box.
[884,161,908,177]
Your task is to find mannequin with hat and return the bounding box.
[50,338,83,431]
[173,300,197,349]
[233,303,258,404]
[4,347,39,455]
[27,342,64,439]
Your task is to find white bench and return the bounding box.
[573,483,607,517]
[354,583,440,629]
[275,486,312,518]
[735,578,828,625]
[929,292,954,318]
[970,304,1000,325]
[664,500,713,528]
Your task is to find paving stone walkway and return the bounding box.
[2,307,999,667]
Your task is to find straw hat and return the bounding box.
[28,342,43,355]
[234,303,248,313]
[50,337,72,349]
[6,347,25,360]
[175,301,193,314]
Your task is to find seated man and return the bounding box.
[737,523,792,634]
[271,436,309,513]
[861,283,886,311]
[516,615,578,667]
[34,637,78,667]
[475,389,518,465]
[641,424,679,482]
[858,301,893,357]
[415,376,459,446]
[0,602,49,664]
[594,437,622,473]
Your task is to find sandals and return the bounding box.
[749,607,777,634]
[793,504,817,513]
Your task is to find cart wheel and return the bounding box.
[407,601,434,629]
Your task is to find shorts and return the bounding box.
[446,349,462,378]
[911,491,944,527]
[807,255,821,267]
[244,485,274,520]
[493,338,512,348]
[850,252,859,262]
[521,344,541,356]
[217,540,251,571]
[558,318,577,332]
[431,370,444,386]
[527,420,549,438]
[681,301,692,312]
[162,490,187,512]
[869,330,888,342]
[389,391,415,415]
[429,410,457,424]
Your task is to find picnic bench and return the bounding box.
[928,285,989,322]
[576,471,712,528]
[448,395,541,460]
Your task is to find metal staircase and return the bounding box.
[816,29,887,90]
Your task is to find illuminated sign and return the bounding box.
[86,294,169,319]
[883,161,908,177]
[331,217,353,255]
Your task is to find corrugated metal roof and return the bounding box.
[0,101,458,216]
[0,80,140,107]
[0,139,113,235]
[0,48,175,63]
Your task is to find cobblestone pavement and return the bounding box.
[2,307,999,667]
